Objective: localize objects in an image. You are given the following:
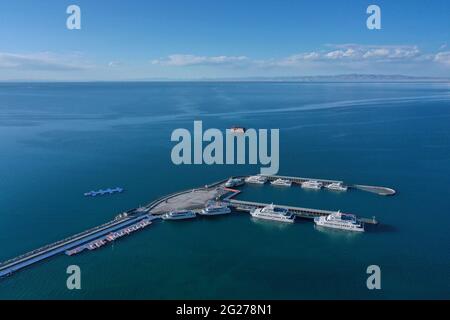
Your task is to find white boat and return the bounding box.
[326,182,348,192]
[301,180,323,190]
[162,210,197,220]
[314,211,364,232]
[270,178,292,187]
[250,204,295,223]
[225,178,245,188]
[245,175,268,184]
[200,205,231,216]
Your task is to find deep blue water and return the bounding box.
[0,82,449,299]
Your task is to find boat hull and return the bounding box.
[199,208,231,216]
[314,218,364,232]
[162,214,196,220]
[271,182,292,187]
[251,213,295,223]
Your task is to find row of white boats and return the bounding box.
[160,175,362,231]
[161,203,364,232]
[237,175,348,192]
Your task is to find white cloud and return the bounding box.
[325,49,358,59]
[274,52,321,66]
[362,48,390,58]
[0,52,89,71]
[151,45,450,76]
[265,45,427,68]
[152,54,249,66]
[434,51,450,65]
[297,45,419,62]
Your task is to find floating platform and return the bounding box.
[0,214,155,278]
[84,187,124,197]
[65,218,152,256]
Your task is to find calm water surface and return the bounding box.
[0,82,449,299]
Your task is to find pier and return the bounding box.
[226,199,378,225]
[0,214,155,278]
[0,174,393,279]
[261,174,396,196]
[261,174,343,185]
[352,184,396,196]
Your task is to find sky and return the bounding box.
[0,0,449,80]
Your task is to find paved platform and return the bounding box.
[150,188,224,214]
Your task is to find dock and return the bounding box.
[261,174,396,196]
[261,174,343,185]
[226,199,378,225]
[0,214,156,278]
[352,184,396,196]
[0,174,392,279]
[65,218,152,256]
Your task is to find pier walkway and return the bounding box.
[0,214,153,278]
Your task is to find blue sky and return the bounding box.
[0,0,449,80]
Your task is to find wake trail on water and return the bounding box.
[204,94,450,119]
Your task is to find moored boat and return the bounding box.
[314,211,364,232]
[245,175,268,184]
[271,178,292,187]
[199,204,231,216]
[250,204,295,223]
[301,180,323,190]
[326,182,348,192]
[162,210,197,220]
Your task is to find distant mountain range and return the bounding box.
[2,74,449,83]
[194,74,450,82]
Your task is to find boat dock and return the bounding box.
[226,199,378,225]
[261,174,396,196]
[65,218,152,256]
[261,174,343,185]
[0,214,155,278]
[352,184,396,196]
[0,174,392,279]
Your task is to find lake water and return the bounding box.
[0,82,449,299]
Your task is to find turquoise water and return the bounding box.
[0,82,449,299]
